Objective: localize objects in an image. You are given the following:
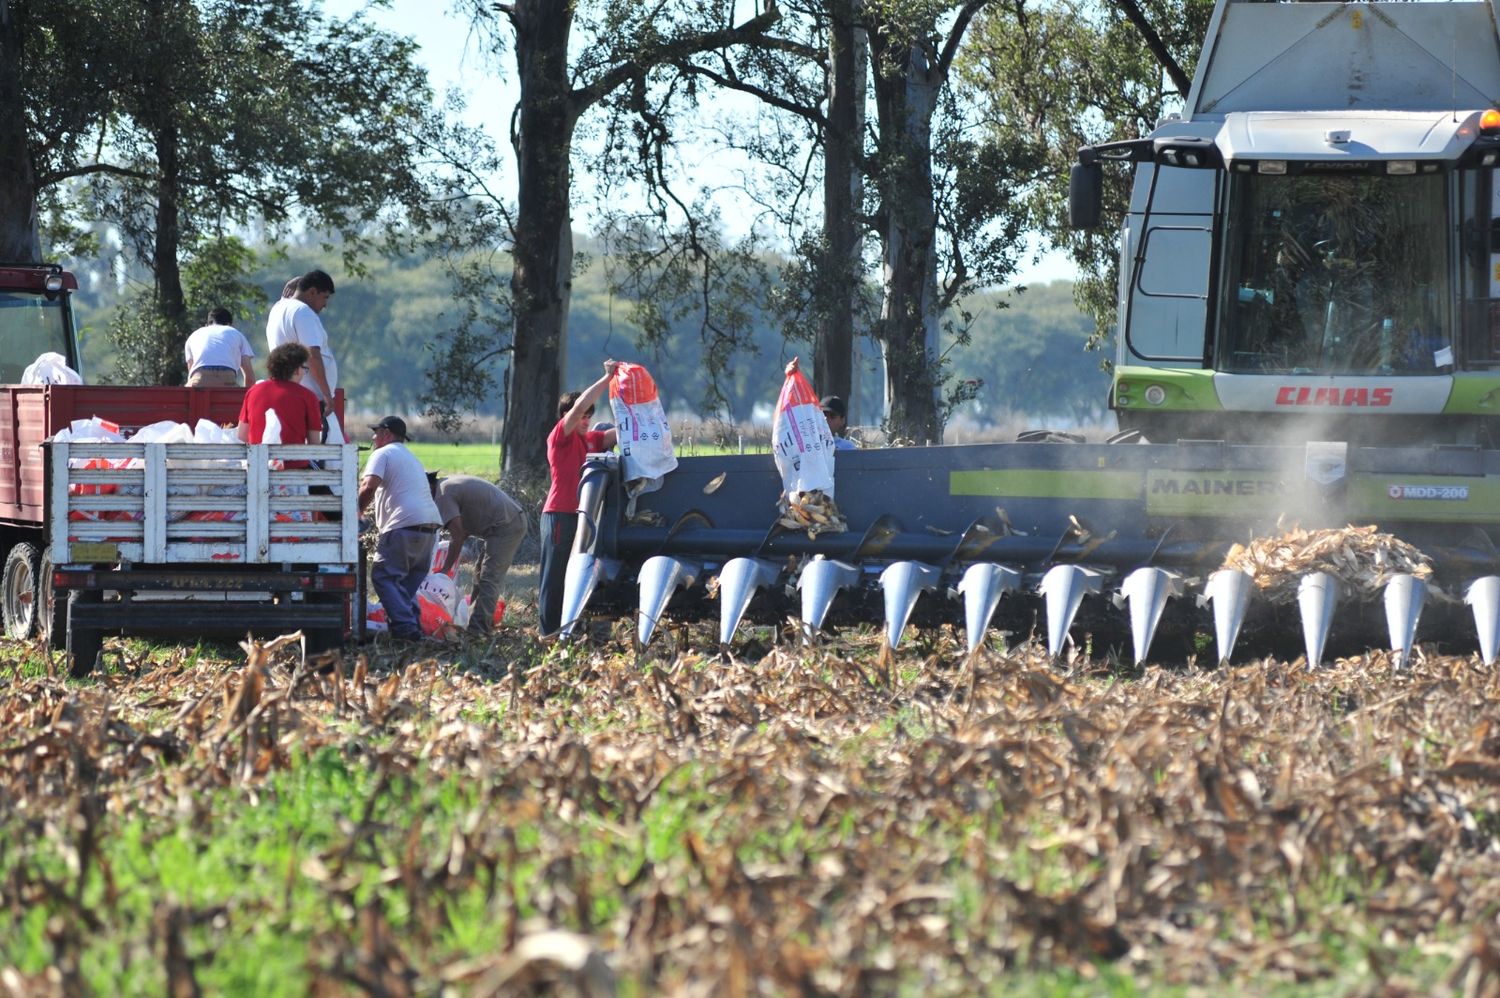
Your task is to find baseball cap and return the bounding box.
[820,396,847,419]
[370,415,409,439]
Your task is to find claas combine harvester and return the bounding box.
[561,0,1500,666]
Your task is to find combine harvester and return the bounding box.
[561,0,1500,666]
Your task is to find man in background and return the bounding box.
[359,416,442,641]
[820,395,857,450]
[184,306,255,387]
[266,270,339,409]
[431,474,527,635]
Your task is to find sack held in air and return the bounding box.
[609,361,677,484]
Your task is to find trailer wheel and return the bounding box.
[66,590,104,678]
[305,593,345,656]
[2,542,40,640]
[37,551,65,647]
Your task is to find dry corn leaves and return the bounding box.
[1223,524,1434,603]
[776,489,848,538]
[3,632,1500,994]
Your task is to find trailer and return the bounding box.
[0,263,361,675]
[47,435,361,674]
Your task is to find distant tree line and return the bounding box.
[75,244,1107,430]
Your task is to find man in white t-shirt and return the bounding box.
[358,415,442,640]
[184,307,256,387]
[265,269,339,406]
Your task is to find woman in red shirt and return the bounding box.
[539,360,619,636]
[237,342,322,447]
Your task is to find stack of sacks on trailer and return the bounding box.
[54,417,320,525]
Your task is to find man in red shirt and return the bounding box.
[539,360,619,636]
[236,342,322,447]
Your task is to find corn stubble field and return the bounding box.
[3,608,1500,995]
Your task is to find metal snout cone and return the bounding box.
[955,563,1021,653]
[1382,573,1426,668]
[1200,569,1253,665]
[1297,572,1340,666]
[1466,576,1500,665]
[878,561,940,650]
[636,555,699,648]
[560,551,616,639]
[1117,567,1182,665]
[1038,565,1103,659]
[716,558,780,645]
[797,558,861,631]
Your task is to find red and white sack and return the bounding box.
[773,366,836,497]
[609,362,677,484]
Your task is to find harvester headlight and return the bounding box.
[1257,160,1287,175]
[1387,160,1416,175]
[1144,385,1167,406]
[1482,108,1500,134]
[1483,151,1499,167]
[43,274,62,292]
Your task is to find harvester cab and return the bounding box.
[0,263,81,382]
[1072,0,1500,448]
[560,0,1500,667]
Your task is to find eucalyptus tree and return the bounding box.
[0,1,37,259]
[98,0,437,384]
[957,0,1211,341]
[0,0,120,260]
[592,0,1041,443]
[445,0,783,477]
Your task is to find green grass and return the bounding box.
[403,439,771,482]
[404,442,502,478]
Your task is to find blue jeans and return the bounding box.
[372,527,436,637]
[538,511,578,636]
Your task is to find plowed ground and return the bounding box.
[2,626,1499,995]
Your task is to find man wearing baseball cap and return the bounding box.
[358,416,442,640]
[820,396,857,451]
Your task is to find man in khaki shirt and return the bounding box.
[432,474,528,634]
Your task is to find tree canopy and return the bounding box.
[0,0,1209,457]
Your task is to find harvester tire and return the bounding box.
[2,542,40,640]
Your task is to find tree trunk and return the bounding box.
[0,1,39,261]
[153,122,188,384]
[813,0,863,411]
[502,0,577,479]
[868,33,942,444]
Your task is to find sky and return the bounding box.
[321,0,1077,286]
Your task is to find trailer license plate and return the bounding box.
[71,542,119,562]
